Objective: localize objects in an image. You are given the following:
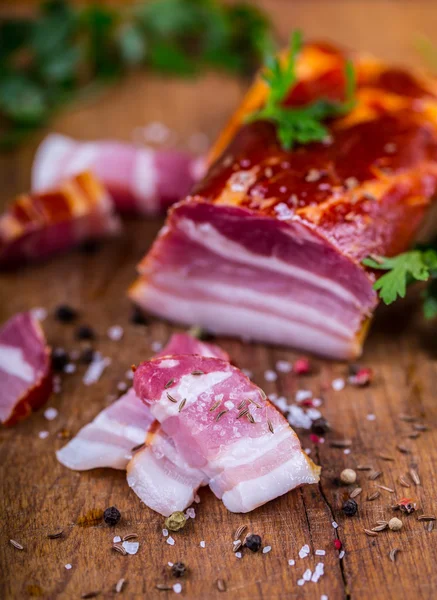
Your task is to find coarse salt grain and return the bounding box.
[276,360,292,373]
[332,378,345,391]
[64,363,76,374]
[303,569,312,581]
[264,370,277,382]
[166,536,175,546]
[194,494,200,503]
[366,414,376,421]
[305,448,312,455]
[306,408,322,420]
[38,431,49,439]
[296,390,312,403]
[83,353,111,385]
[321,596,328,600]
[332,521,339,529]
[162,529,169,537]
[125,369,134,380]
[344,449,351,455]
[288,559,295,566]
[117,382,128,392]
[173,583,182,594]
[262,546,272,554]
[274,202,294,220]
[113,536,121,543]
[235,552,242,558]
[151,341,163,352]
[168,562,174,567]
[31,307,48,321]
[123,541,140,555]
[287,405,312,429]
[297,579,305,586]
[224,401,234,410]
[311,563,325,583]
[339,550,345,559]
[299,544,310,559]
[200,541,206,548]
[315,549,326,556]
[44,407,58,421]
[107,325,124,341]
[65,564,72,570]
[185,508,196,519]
[312,398,323,407]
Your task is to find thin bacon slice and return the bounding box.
[0,171,120,266]
[32,134,204,215]
[133,355,320,513]
[56,333,227,471]
[130,42,437,359]
[0,312,52,426]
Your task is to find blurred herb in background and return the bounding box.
[0,0,274,149]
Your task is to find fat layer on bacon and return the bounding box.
[0,312,52,426]
[133,355,320,513]
[130,42,437,358]
[32,134,204,215]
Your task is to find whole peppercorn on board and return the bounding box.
[3,2,437,599]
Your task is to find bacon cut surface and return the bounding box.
[56,333,226,472]
[0,312,52,426]
[130,43,437,358]
[133,355,320,513]
[0,171,120,266]
[32,134,204,215]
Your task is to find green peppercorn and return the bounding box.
[165,511,187,532]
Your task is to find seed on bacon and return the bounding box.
[237,408,249,419]
[267,419,274,434]
[164,379,175,389]
[215,410,229,422]
[167,392,178,403]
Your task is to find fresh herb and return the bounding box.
[247,30,356,150]
[363,246,437,317]
[0,0,273,149]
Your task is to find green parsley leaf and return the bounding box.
[247,30,356,150]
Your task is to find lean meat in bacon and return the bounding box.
[0,171,120,266]
[32,134,204,215]
[130,43,437,359]
[133,355,320,513]
[56,333,227,471]
[0,312,52,426]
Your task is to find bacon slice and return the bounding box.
[56,333,227,471]
[133,355,320,513]
[129,43,437,358]
[0,312,52,426]
[32,134,204,215]
[0,171,120,266]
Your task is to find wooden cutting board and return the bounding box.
[2,2,437,598]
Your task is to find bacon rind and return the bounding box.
[32,133,204,215]
[130,42,437,358]
[0,312,52,426]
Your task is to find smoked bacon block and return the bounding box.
[0,171,120,266]
[130,42,437,358]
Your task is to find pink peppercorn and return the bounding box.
[334,539,342,551]
[295,357,311,375]
[309,433,320,444]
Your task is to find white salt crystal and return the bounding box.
[276,360,292,373]
[113,536,121,543]
[31,307,47,321]
[194,494,200,503]
[83,353,111,385]
[344,449,351,455]
[64,363,76,374]
[295,390,312,403]
[332,521,339,529]
[151,341,163,352]
[107,325,124,341]
[162,529,169,537]
[44,407,58,421]
[185,508,196,519]
[122,541,139,555]
[332,378,345,391]
[166,536,175,546]
[312,398,323,407]
[305,448,312,455]
[173,583,182,594]
[303,569,312,581]
[315,549,326,556]
[339,550,345,559]
[38,431,49,439]
[297,579,305,586]
[299,544,310,559]
[262,546,272,554]
[200,540,206,548]
[288,559,295,566]
[168,562,174,567]
[366,413,376,421]
[274,202,294,220]
[65,563,72,570]
[224,401,234,410]
[321,596,329,600]
[306,408,322,420]
[287,405,312,429]
[117,382,128,392]
[125,369,134,380]
[235,552,242,559]
[311,562,325,583]
[264,370,277,382]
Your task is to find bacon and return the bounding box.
[129,43,437,358]
[56,333,226,471]
[133,355,320,513]
[0,312,52,426]
[32,134,204,215]
[0,171,120,267]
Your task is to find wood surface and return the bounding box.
[2,2,437,598]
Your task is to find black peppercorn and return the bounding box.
[80,347,95,365]
[342,499,358,517]
[130,306,149,326]
[55,304,78,323]
[79,239,101,254]
[52,348,69,372]
[310,417,330,435]
[103,506,121,526]
[244,534,262,552]
[171,562,186,577]
[76,325,95,340]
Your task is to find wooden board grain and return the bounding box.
[2,2,437,599]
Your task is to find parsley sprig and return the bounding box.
[0,0,273,150]
[247,30,356,150]
[363,247,437,318]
